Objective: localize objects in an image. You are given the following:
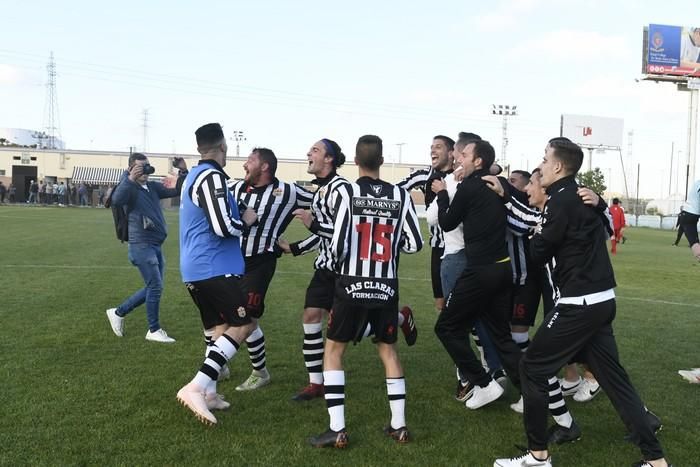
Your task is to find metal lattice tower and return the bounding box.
[142,109,149,152]
[491,104,518,170]
[42,51,62,149]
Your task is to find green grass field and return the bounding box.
[1,205,697,466]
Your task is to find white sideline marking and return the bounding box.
[1,264,698,309]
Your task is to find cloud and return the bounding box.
[508,30,629,61]
[0,64,23,85]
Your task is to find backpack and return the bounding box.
[104,184,129,242]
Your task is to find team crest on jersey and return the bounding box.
[370,184,383,195]
[318,187,327,197]
[273,188,283,196]
[237,306,247,318]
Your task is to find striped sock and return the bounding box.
[203,329,217,396]
[387,377,406,429]
[303,323,324,385]
[548,376,573,428]
[471,328,487,368]
[512,331,530,352]
[192,334,239,388]
[246,325,267,374]
[324,370,345,431]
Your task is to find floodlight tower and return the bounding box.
[395,142,406,163]
[232,130,246,157]
[141,109,150,152]
[43,51,62,149]
[492,104,518,171]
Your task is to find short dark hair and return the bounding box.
[612,197,620,205]
[456,132,482,152]
[511,169,532,181]
[128,152,147,167]
[195,123,225,147]
[468,140,496,169]
[321,138,346,169]
[547,137,583,175]
[355,135,383,171]
[252,147,277,176]
[531,167,541,175]
[433,135,455,151]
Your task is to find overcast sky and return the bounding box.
[1,0,698,198]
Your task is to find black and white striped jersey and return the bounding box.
[186,164,246,238]
[229,178,313,257]
[289,173,350,271]
[397,166,449,248]
[332,177,423,279]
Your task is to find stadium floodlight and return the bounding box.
[232,130,246,157]
[491,104,518,171]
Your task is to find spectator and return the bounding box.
[9,183,16,203]
[0,181,6,203]
[27,180,38,204]
[38,181,45,204]
[46,181,54,205]
[78,184,88,206]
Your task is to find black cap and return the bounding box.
[195,123,224,146]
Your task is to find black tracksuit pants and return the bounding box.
[434,260,523,388]
[520,298,664,460]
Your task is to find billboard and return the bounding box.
[560,114,624,148]
[644,24,700,80]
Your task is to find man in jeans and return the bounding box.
[105,153,188,343]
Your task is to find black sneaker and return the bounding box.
[491,368,508,388]
[547,420,581,445]
[455,379,475,402]
[624,409,663,445]
[308,428,349,448]
[383,425,410,443]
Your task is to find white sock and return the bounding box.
[303,323,324,385]
[192,334,239,388]
[387,377,406,429]
[324,370,345,431]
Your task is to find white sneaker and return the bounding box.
[177,383,217,425]
[205,393,231,411]
[235,369,271,391]
[105,308,124,337]
[219,364,231,381]
[678,368,700,384]
[146,328,176,343]
[559,376,582,396]
[494,451,552,467]
[466,379,504,409]
[510,395,524,414]
[573,378,601,402]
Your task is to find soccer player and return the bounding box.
[309,135,423,448]
[495,137,670,467]
[228,147,314,391]
[433,139,524,410]
[175,123,258,425]
[610,197,626,254]
[397,135,455,314]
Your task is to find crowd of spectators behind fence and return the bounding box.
[0,180,113,207]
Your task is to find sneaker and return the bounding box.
[678,368,700,384]
[547,420,581,444]
[236,369,271,391]
[176,383,217,425]
[559,376,582,396]
[219,364,231,381]
[624,409,663,444]
[491,368,508,389]
[399,306,418,346]
[494,450,552,467]
[308,428,348,448]
[466,379,504,410]
[510,396,523,414]
[105,308,124,337]
[455,379,475,402]
[292,383,324,402]
[205,393,230,411]
[573,378,601,402]
[383,425,410,443]
[146,328,176,343]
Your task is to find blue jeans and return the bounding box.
[117,243,165,332]
[440,250,503,374]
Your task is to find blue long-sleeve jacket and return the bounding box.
[111,171,184,245]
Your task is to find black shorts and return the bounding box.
[185,275,250,329]
[240,253,277,319]
[511,270,544,326]
[431,246,444,299]
[304,269,337,310]
[327,276,399,344]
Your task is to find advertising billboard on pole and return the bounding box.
[644,24,700,80]
[560,114,624,148]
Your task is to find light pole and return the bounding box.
[395,142,406,163]
[232,130,246,157]
[491,104,518,172]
